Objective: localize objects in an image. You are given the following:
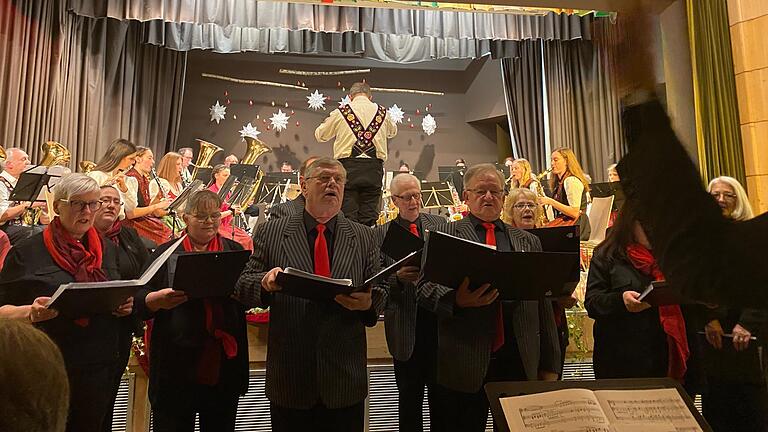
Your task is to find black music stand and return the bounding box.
[256,172,296,206]
[191,166,213,185]
[9,166,64,203]
[420,181,453,209]
[485,378,712,432]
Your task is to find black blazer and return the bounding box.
[0,233,122,368]
[268,195,305,220]
[134,237,249,407]
[371,213,444,362]
[585,247,669,379]
[235,212,387,409]
[416,218,561,393]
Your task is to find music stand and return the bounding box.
[256,172,296,206]
[191,167,213,185]
[438,166,465,195]
[420,181,453,209]
[9,165,66,203]
[485,378,712,432]
[591,181,625,210]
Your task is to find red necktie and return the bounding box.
[314,224,331,277]
[409,223,419,237]
[482,222,505,352]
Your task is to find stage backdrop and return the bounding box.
[176,52,507,181]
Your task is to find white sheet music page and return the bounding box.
[594,388,702,432]
[500,388,612,431]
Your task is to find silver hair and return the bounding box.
[390,173,420,195]
[184,189,222,214]
[178,147,193,157]
[53,173,100,202]
[1,147,25,171]
[463,163,504,189]
[348,82,371,98]
[707,176,754,221]
[304,157,347,180]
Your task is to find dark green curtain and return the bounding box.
[687,0,745,185]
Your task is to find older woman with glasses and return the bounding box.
[134,190,248,432]
[701,176,767,432]
[0,173,131,431]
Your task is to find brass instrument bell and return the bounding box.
[39,141,71,167]
[190,139,223,181]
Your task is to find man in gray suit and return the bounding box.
[372,173,444,432]
[417,163,561,432]
[267,156,318,220]
[236,157,387,432]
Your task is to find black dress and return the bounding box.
[134,237,249,432]
[0,233,122,432]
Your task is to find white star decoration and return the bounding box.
[239,122,261,140]
[269,109,290,132]
[307,90,326,111]
[388,104,405,124]
[209,101,226,124]
[338,95,352,107]
[422,114,437,136]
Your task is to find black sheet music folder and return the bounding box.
[380,221,424,265]
[172,249,251,298]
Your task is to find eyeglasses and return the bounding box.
[513,203,537,210]
[710,192,736,200]
[100,197,123,207]
[60,199,102,212]
[466,189,504,199]
[308,174,346,185]
[190,212,222,223]
[393,193,422,202]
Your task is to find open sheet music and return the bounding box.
[500,388,702,432]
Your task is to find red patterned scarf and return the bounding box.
[181,233,238,385]
[626,243,690,380]
[103,220,123,245]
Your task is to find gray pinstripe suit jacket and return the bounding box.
[416,217,561,393]
[372,213,445,362]
[235,211,387,409]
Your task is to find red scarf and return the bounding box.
[43,217,108,327]
[626,243,690,380]
[104,220,122,245]
[181,233,238,386]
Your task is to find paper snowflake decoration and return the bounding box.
[239,122,261,140]
[338,95,352,107]
[209,101,226,124]
[388,104,405,124]
[422,114,437,136]
[269,109,290,132]
[307,90,326,111]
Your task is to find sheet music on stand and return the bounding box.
[256,172,296,206]
[9,165,69,203]
[168,180,205,213]
[419,181,453,209]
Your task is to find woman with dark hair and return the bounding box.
[88,138,139,218]
[585,201,702,394]
[538,147,591,240]
[134,190,248,432]
[0,173,131,431]
[122,146,172,244]
[208,164,253,250]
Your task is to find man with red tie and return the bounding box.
[417,163,561,432]
[236,157,387,432]
[372,173,445,431]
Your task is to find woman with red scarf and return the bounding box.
[134,190,248,432]
[585,202,703,393]
[208,164,254,250]
[93,185,150,432]
[0,174,131,431]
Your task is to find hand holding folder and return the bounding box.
[274,251,419,301]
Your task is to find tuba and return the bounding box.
[240,136,271,165]
[226,136,272,229]
[190,139,223,181]
[79,160,96,173]
[39,141,71,167]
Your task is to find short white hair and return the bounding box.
[390,173,420,195]
[707,176,754,221]
[53,173,100,202]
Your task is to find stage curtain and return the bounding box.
[67,0,591,42]
[543,19,625,183]
[687,0,745,186]
[501,40,547,173]
[0,0,186,168]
